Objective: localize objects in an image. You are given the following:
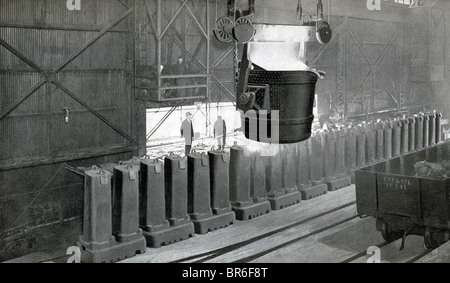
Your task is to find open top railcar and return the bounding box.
[356,141,450,250]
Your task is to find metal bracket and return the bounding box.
[100,175,110,186]
[247,84,271,111]
[227,0,235,18]
[154,160,163,174]
[236,45,274,113]
[228,0,255,18]
[45,72,57,83]
[249,0,255,15]
[399,224,416,251]
[128,168,137,181]
[221,153,230,163]
[99,169,110,186]
[201,153,209,167]
[236,44,252,110]
[179,158,186,170]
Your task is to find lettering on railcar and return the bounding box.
[382,177,413,191]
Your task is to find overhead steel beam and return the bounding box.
[185,3,208,38]
[211,75,236,104]
[0,79,47,121]
[160,0,190,39]
[115,0,130,8]
[212,45,234,69]
[54,8,134,73]
[146,106,177,140]
[0,38,44,73]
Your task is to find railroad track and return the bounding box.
[339,239,435,264]
[233,214,359,263]
[170,202,357,264]
[170,200,438,264]
[405,249,435,263]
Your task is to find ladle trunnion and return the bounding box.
[355,141,450,250]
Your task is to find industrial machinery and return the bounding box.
[213,0,332,144]
[356,141,450,250]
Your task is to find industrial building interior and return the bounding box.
[1,0,450,265]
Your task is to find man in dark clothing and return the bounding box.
[214,116,227,150]
[171,56,188,97]
[180,112,194,156]
[171,57,187,76]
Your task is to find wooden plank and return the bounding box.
[206,205,358,263]
[263,225,428,263]
[415,241,450,263]
[4,251,67,264]
[0,145,138,171]
[351,235,428,263]
[121,185,356,263]
[251,217,380,263]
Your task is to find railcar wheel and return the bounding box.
[380,221,402,242]
[424,228,440,250]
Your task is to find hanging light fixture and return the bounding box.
[63,108,70,124]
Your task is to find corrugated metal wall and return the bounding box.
[0,0,141,261]
[0,0,138,166]
[410,3,450,117]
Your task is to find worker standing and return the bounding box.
[181,112,195,156]
[170,56,188,97]
[214,116,227,151]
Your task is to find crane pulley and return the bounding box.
[213,0,332,45]
[316,0,332,44]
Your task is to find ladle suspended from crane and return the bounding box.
[212,0,333,144]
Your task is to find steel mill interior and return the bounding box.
[2,0,450,265]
